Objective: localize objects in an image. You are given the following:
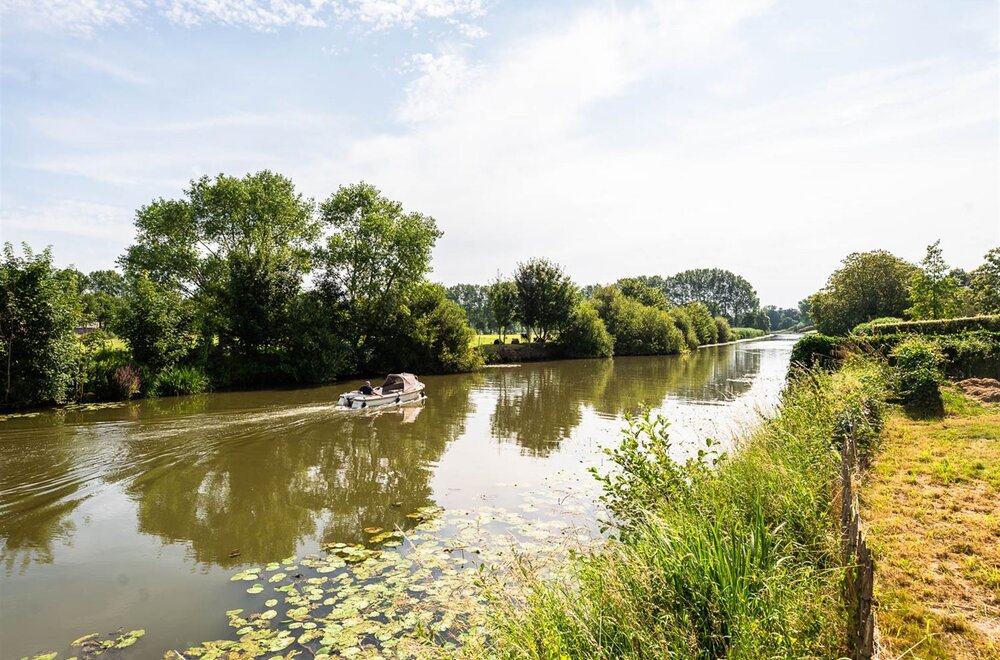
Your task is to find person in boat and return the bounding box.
[359,381,374,395]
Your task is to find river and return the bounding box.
[0,335,797,658]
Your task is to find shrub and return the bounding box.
[789,334,845,370]
[592,287,685,356]
[669,308,700,349]
[891,337,944,417]
[114,364,142,399]
[865,315,1000,336]
[685,302,719,345]
[79,332,134,400]
[511,338,520,345]
[714,316,734,343]
[732,327,765,340]
[558,302,613,358]
[850,317,904,335]
[153,365,210,396]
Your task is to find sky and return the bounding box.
[1,0,998,307]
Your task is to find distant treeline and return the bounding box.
[1,170,798,410]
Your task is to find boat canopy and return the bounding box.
[380,373,419,393]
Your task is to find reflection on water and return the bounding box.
[0,336,797,658]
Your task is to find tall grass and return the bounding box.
[479,364,886,658]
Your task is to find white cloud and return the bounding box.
[0,0,139,36]
[1,200,135,242]
[2,0,487,33]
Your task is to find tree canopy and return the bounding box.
[906,240,961,320]
[659,268,760,323]
[513,258,578,340]
[807,250,916,335]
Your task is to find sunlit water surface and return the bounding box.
[1,336,798,657]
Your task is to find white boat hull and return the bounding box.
[337,383,426,409]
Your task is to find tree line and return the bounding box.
[804,241,999,336]
[1,174,483,408]
[0,170,789,410]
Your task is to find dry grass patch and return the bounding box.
[863,388,1000,659]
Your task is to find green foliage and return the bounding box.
[764,305,802,331]
[487,279,519,343]
[713,316,734,343]
[668,307,699,349]
[860,315,1000,336]
[592,286,685,356]
[732,327,765,340]
[112,272,194,375]
[153,365,210,396]
[850,317,904,335]
[487,367,885,658]
[590,411,714,534]
[790,334,844,369]
[365,283,483,374]
[278,286,353,384]
[969,247,1000,314]
[659,268,760,323]
[0,243,82,407]
[906,240,962,320]
[82,269,125,328]
[615,277,669,309]
[513,258,578,341]
[557,302,613,358]
[445,284,495,332]
[684,302,719,345]
[78,331,135,401]
[891,337,944,417]
[808,250,916,335]
[319,181,442,367]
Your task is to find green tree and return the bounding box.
[112,272,194,376]
[969,247,1000,314]
[513,258,578,341]
[592,286,685,355]
[83,269,125,328]
[685,302,719,344]
[660,269,760,323]
[318,182,442,368]
[558,302,614,358]
[445,284,495,332]
[121,171,318,364]
[906,240,961,320]
[0,244,82,407]
[487,279,519,342]
[616,277,669,309]
[807,250,916,335]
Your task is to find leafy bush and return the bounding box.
[891,337,944,417]
[732,327,765,340]
[850,317,904,335]
[864,315,1000,336]
[558,302,613,358]
[484,366,882,658]
[592,286,685,356]
[114,364,142,399]
[714,316,734,343]
[789,334,845,369]
[153,365,210,396]
[79,332,135,400]
[1,244,82,408]
[669,307,699,349]
[685,302,719,345]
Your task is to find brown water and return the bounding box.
[0,336,797,658]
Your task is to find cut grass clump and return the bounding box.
[479,364,886,658]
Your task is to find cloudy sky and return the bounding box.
[1,0,997,306]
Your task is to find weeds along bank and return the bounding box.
[476,362,887,657]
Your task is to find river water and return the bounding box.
[1,335,797,658]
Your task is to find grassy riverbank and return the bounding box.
[476,362,885,657]
[862,386,1000,658]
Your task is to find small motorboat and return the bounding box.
[337,373,426,409]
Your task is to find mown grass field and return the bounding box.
[863,387,1000,659]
